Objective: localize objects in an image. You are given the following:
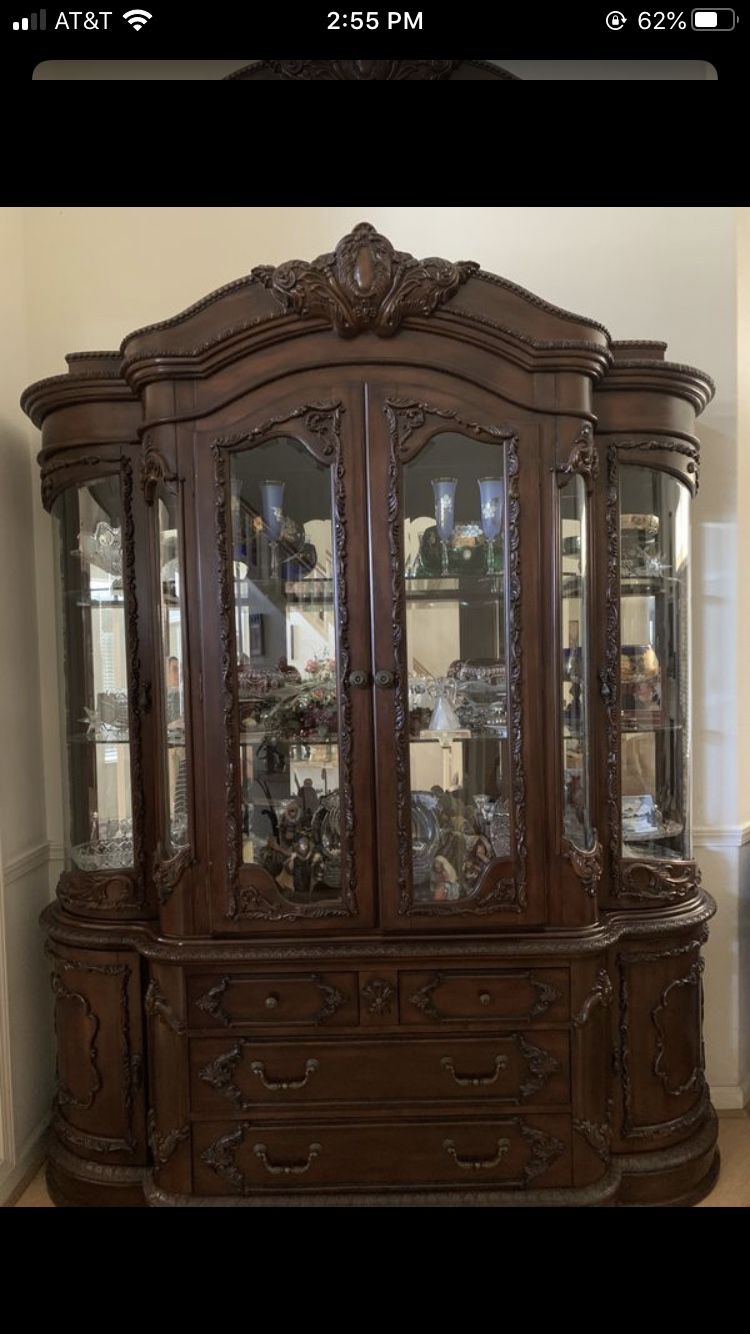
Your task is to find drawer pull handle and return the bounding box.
[374,669,395,688]
[443,1137,511,1172]
[253,1142,322,1176]
[264,995,279,1011]
[249,1058,320,1092]
[349,670,369,688]
[441,1054,509,1088]
[479,992,492,1007]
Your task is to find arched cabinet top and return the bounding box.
[21,221,714,455]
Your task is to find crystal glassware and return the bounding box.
[431,477,458,576]
[478,476,504,574]
[259,479,285,578]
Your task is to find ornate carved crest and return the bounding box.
[562,837,603,898]
[252,222,478,338]
[266,60,459,81]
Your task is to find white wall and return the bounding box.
[0,208,746,1192]
[0,209,54,1201]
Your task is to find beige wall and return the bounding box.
[0,209,54,1198]
[0,208,746,1194]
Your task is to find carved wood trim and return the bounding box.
[148,1109,190,1167]
[557,422,598,493]
[47,948,138,1149]
[562,838,603,898]
[192,973,348,1028]
[144,977,186,1034]
[618,935,708,1138]
[213,402,358,923]
[652,959,706,1097]
[620,858,700,904]
[50,971,102,1111]
[612,437,700,492]
[122,456,147,908]
[266,60,461,81]
[384,400,525,916]
[603,444,621,890]
[573,1117,613,1163]
[407,971,562,1023]
[41,454,104,511]
[57,870,141,913]
[252,222,478,338]
[572,968,613,1028]
[153,846,194,906]
[361,978,396,1015]
[53,1113,134,1156]
[140,438,176,505]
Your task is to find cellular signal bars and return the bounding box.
[12,9,46,28]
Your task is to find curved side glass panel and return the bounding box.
[560,473,594,850]
[52,479,133,872]
[619,466,691,861]
[157,495,189,851]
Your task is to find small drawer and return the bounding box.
[399,968,569,1025]
[193,1115,571,1195]
[187,971,359,1029]
[191,1031,570,1114]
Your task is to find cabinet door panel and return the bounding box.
[195,388,375,932]
[367,384,546,928]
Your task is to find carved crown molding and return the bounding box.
[267,59,459,81]
[251,222,478,338]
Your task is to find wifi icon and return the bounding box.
[123,8,152,28]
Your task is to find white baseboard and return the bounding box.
[711,1081,750,1113]
[693,824,750,848]
[0,1114,50,1206]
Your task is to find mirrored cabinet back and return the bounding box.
[22,223,718,1206]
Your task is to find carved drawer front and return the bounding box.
[193,1115,571,1195]
[400,969,569,1025]
[187,972,359,1029]
[191,1031,570,1114]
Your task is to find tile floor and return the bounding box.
[11,1115,750,1206]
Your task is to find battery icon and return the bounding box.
[691,8,736,27]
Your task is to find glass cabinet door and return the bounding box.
[205,410,373,929]
[52,476,137,898]
[374,412,540,924]
[618,466,691,888]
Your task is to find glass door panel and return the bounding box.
[560,474,594,850]
[157,495,189,852]
[229,437,346,908]
[53,479,133,872]
[402,432,512,906]
[619,466,691,863]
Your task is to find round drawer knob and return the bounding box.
[479,992,492,1007]
[374,670,395,688]
[264,994,279,1010]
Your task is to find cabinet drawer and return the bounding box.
[399,969,569,1025]
[187,972,359,1029]
[191,1031,570,1113]
[193,1115,571,1194]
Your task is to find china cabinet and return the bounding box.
[22,222,717,1206]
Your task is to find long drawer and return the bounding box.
[191,1031,570,1113]
[400,968,569,1025]
[193,1115,571,1194]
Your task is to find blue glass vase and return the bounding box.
[259,479,285,577]
[478,477,504,574]
[431,477,458,576]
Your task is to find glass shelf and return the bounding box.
[409,730,508,743]
[69,734,130,745]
